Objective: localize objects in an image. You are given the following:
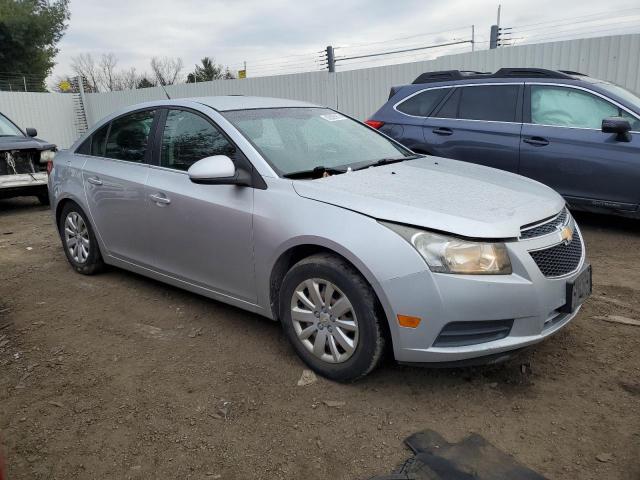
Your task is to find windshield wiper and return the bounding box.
[352,154,421,171]
[283,165,347,179]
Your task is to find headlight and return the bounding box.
[381,222,512,275]
[40,150,55,163]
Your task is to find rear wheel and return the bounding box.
[279,253,385,382]
[58,202,104,275]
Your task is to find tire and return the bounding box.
[58,202,104,275]
[279,253,385,382]
[37,193,50,206]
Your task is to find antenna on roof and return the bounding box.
[153,72,171,99]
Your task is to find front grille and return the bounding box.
[520,208,568,239]
[0,150,40,176]
[433,319,514,347]
[529,229,583,277]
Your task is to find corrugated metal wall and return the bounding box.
[1,34,639,148]
[0,92,79,148]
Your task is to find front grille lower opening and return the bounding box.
[433,319,514,348]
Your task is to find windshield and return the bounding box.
[223,107,413,176]
[0,113,24,137]
[598,83,640,111]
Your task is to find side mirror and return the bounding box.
[188,155,251,186]
[602,117,631,142]
[25,127,37,137]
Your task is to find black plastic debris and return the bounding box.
[370,430,547,480]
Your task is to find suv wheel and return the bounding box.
[58,202,104,275]
[279,253,385,382]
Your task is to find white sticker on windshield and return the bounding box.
[320,113,347,122]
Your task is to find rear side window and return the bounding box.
[104,110,155,162]
[435,85,519,122]
[458,85,519,122]
[435,88,461,118]
[396,89,448,117]
[160,109,236,171]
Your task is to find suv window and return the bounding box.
[104,110,155,162]
[160,110,236,171]
[396,89,448,117]
[460,85,519,122]
[435,85,519,122]
[531,85,640,130]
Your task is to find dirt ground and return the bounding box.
[0,197,639,480]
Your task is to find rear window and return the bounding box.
[396,89,448,117]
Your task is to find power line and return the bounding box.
[507,6,640,31]
[336,39,472,63]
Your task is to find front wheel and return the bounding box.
[58,202,104,275]
[279,253,385,382]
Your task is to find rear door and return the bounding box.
[422,83,523,172]
[519,84,640,211]
[82,109,156,266]
[144,108,256,302]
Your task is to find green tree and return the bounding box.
[186,57,235,83]
[0,0,70,92]
[137,77,155,89]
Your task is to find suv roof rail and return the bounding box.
[558,69,587,76]
[412,68,581,85]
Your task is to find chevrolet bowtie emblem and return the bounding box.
[559,225,573,245]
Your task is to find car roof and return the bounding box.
[191,95,320,111]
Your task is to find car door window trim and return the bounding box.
[524,82,640,132]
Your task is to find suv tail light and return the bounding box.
[46,160,53,176]
[365,120,384,129]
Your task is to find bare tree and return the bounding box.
[150,56,184,86]
[117,67,140,90]
[70,53,101,92]
[98,53,119,91]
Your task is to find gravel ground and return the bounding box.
[0,197,639,480]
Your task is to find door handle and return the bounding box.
[523,136,550,146]
[86,176,103,186]
[150,193,171,205]
[432,127,453,136]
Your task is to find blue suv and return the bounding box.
[366,68,640,217]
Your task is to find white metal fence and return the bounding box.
[2,34,640,148]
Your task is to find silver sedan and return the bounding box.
[48,96,591,381]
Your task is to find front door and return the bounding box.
[145,108,256,302]
[519,84,640,211]
[82,109,156,266]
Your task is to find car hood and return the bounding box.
[0,135,55,151]
[292,156,565,239]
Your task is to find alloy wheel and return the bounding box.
[64,212,90,264]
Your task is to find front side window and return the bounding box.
[396,89,448,117]
[0,113,23,137]
[223,107,412,176]
[160,110,235,171]
[104,110,155,162]
[530,86,640,130]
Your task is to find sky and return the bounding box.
[50,0,640,83]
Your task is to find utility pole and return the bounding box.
[326,46,336,73]
[471,25,475,52]
[490,4,501,49]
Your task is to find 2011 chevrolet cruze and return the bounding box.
[48,96,591,381]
